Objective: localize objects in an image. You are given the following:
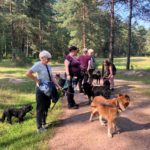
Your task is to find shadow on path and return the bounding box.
[46,111,90,128]
[117,117,150,133]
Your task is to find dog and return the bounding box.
[83,82,94,104]
[55,73,66,88]
[83,80,111,104]
[55,73,67,95]
[89,94,130,138]
[93,80,111,99]
[0,104,33,124]
[92,70,101,84]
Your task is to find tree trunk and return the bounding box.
[82,3,86,48]
[26,35,29,57]
[10,0,16,61]
[109,0,115,63]
[127,0,133,70]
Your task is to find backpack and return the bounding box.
[112,63,117,75]
[89,57,96,70]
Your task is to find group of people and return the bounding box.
[26,46,116,132]
[64,46,96,109]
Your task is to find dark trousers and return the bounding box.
[36,87,51,129]
[66,79,77,108]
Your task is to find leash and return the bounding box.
[49,102,57,112]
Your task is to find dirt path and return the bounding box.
[49,68,150,150]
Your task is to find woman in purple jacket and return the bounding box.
[64,46,81,109]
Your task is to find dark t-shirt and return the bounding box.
[65,55,81,77]
[78,55,91,71]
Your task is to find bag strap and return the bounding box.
[45,64,52,81]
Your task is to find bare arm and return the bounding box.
[108,65,113,78]
[64,59,71,80]
[26,69,39,84]
[87,60,91,71]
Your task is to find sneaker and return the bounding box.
[37,127,47,133]
[42,124,47,129]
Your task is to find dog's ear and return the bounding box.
[125,94,130,101]
[55,73,60,77]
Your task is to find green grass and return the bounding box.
[0,57,150,149]
[96,56,150,84]
[0,60,62,150]
[96,56,150,70]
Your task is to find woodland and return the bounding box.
[0,0,150,69]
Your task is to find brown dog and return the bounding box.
[89,94,130,138]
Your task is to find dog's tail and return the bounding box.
[0,112,6,122]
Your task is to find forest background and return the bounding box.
[0,0,150,68]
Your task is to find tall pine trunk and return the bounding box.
[127,0,133,70]
[82,2,86,48]
[109,0,115,63]
[10,0,16,60]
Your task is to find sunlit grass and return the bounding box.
[96,56,150,70]
[113,57,150,70]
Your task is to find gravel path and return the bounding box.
[49,68,150,150]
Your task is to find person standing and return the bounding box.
[26,50,61,132]
[102,59,115,91]
[78,48,91,92]
[64,46,81,109]
[87,49,96,84]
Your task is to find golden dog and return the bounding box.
[89,94,130,138]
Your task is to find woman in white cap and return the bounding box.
[26,50,60,132]
[87,49,96,84]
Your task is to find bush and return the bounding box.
[14,55,32,66]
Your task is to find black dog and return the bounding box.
[55,73,67,95]
[55,73,66,88]
[0,104,33,124]
[92,70,101,85]
[83,82,94,104]
[93,80,111,99]
[83,80,111,104]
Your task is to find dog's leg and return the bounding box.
[112,120,117,134]
[88,96,91,104]
[0,112,6,122]
[107,121,113,138]
[89,110,97,122]
[99,115,106,126]
[19,117,24,123]
[112,119,120,134]
[89,112,94,122]
[7,113,12,124]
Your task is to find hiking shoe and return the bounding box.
[37,127,47,133]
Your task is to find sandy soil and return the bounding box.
[48,68,150,150]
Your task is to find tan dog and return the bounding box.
[89,94,130,138]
